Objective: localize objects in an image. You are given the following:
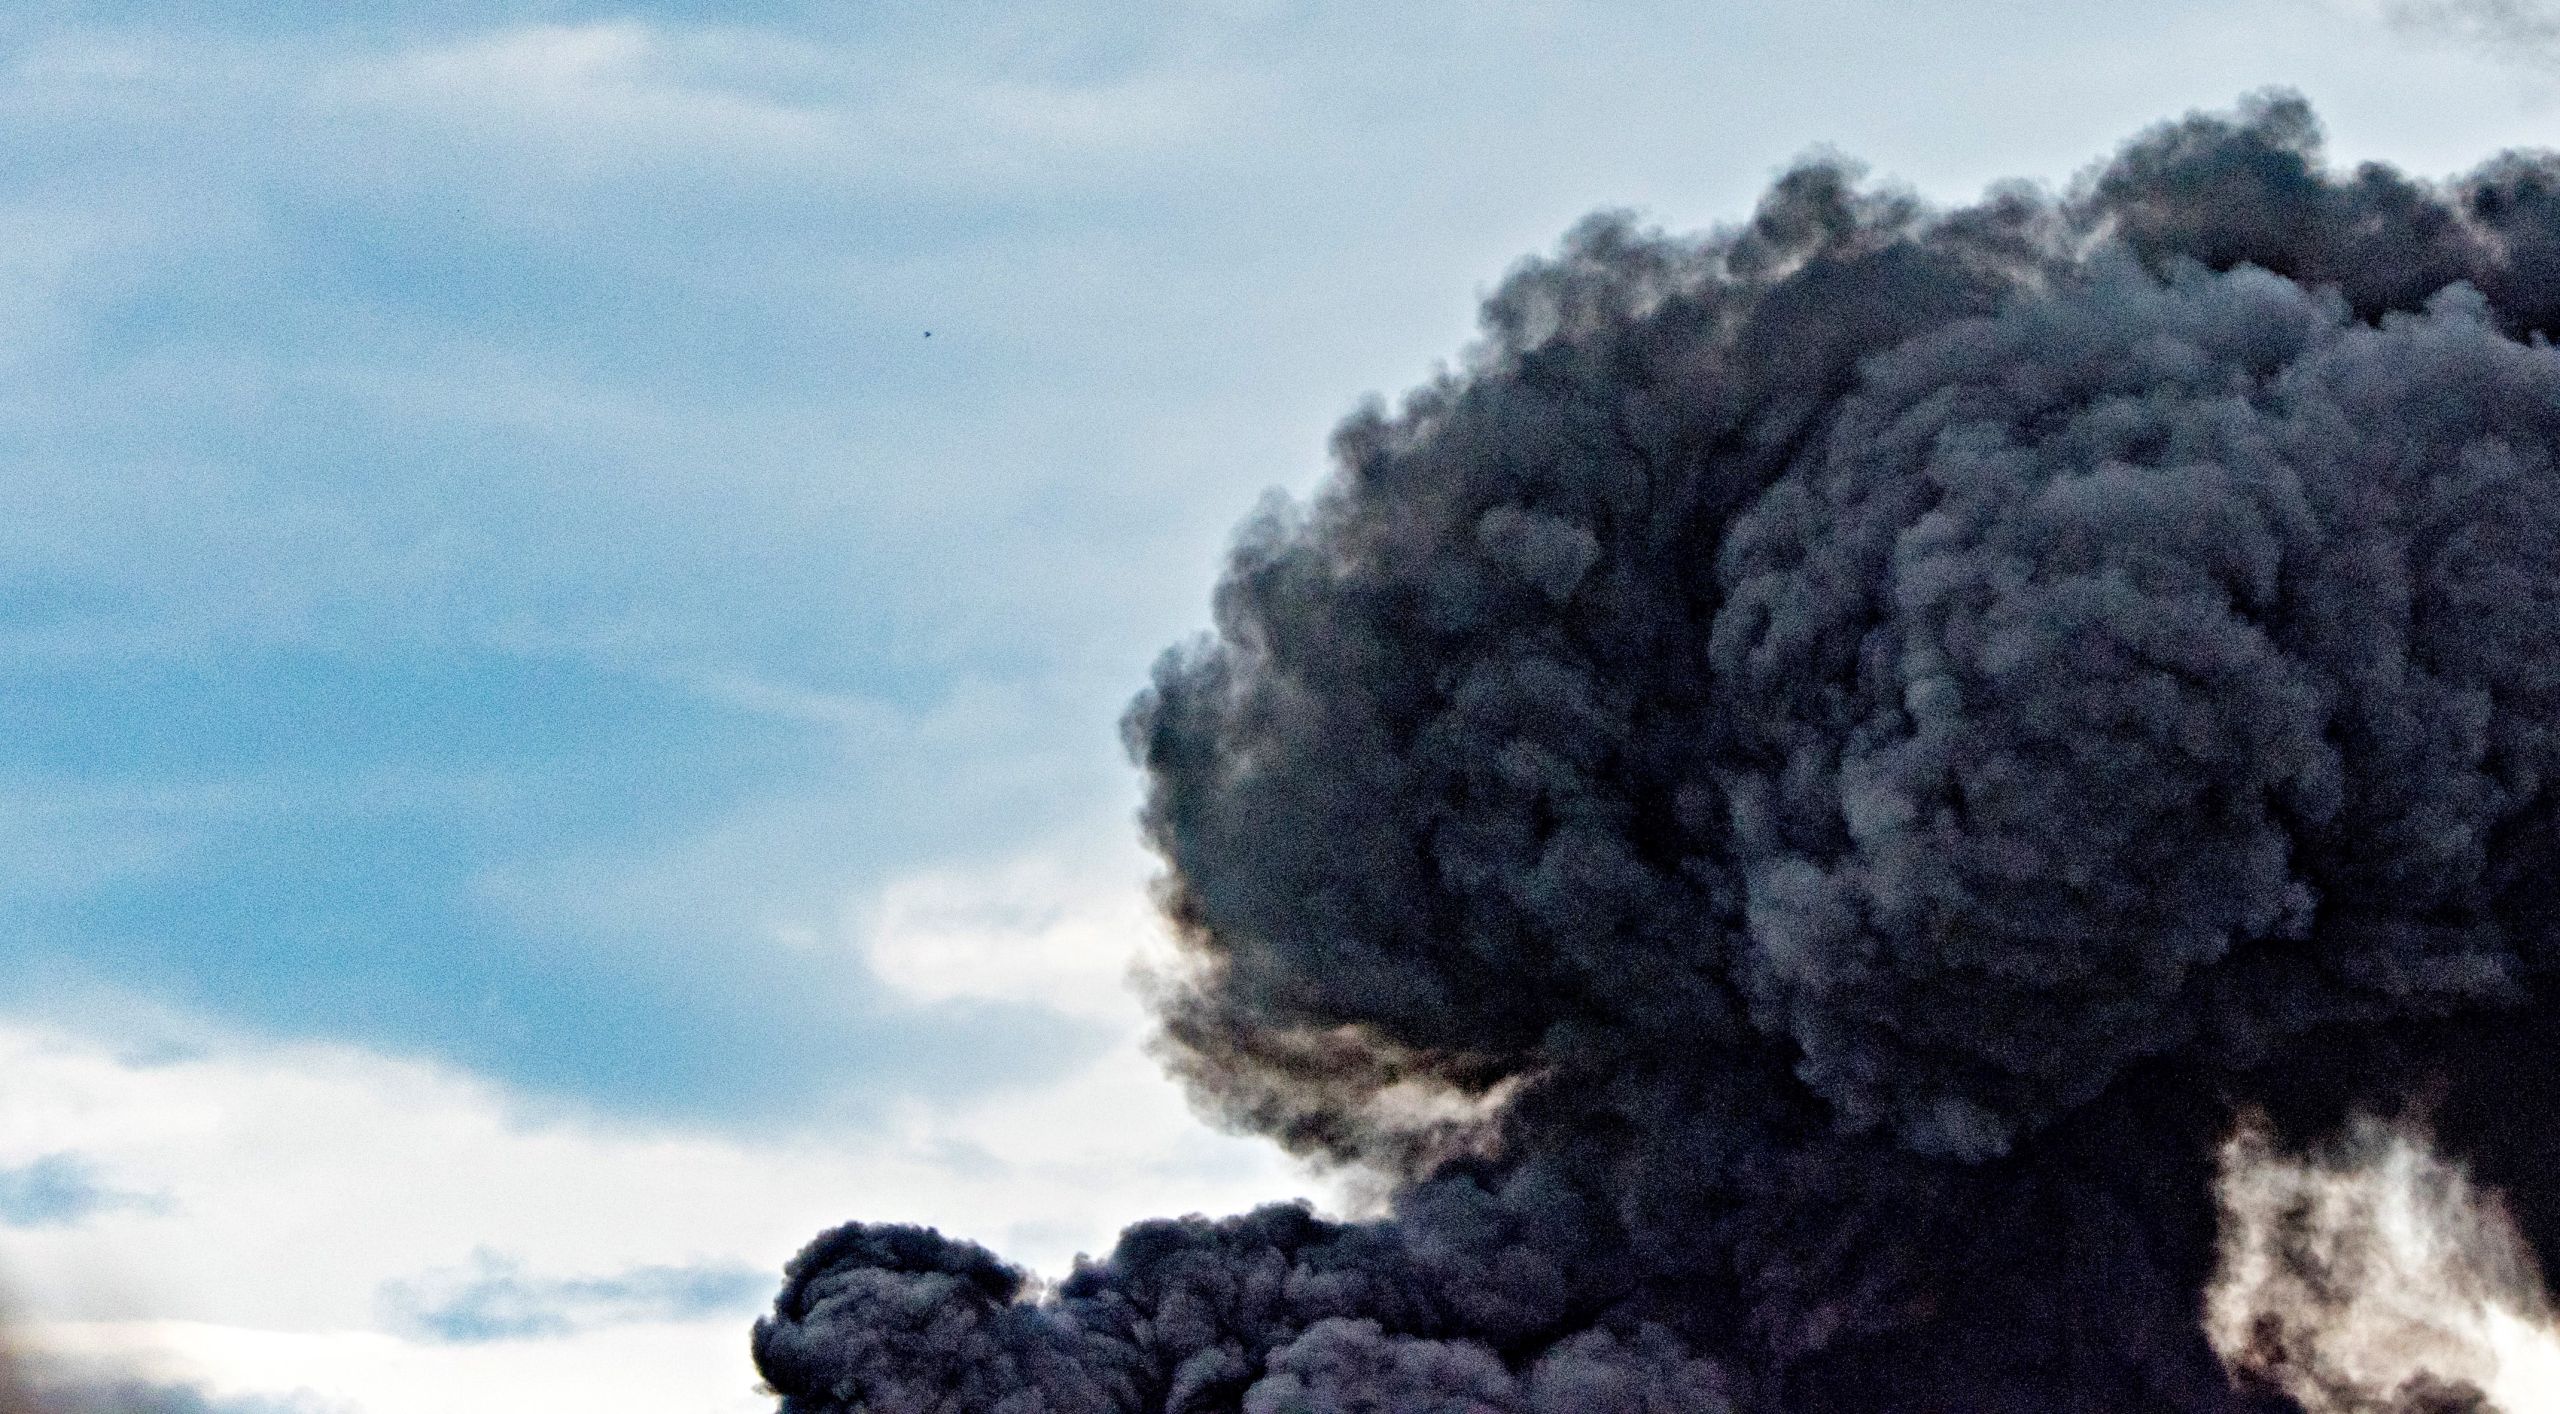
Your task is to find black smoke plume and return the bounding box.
[755,93,2560,1412]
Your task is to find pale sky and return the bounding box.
[1,2,2557,1409]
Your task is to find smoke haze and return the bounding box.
[755,93,2560,1412]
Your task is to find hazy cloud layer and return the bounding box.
[28,1377,346,1414]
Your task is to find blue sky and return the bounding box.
[0,1,2554,1410]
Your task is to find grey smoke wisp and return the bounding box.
[755,93,2560,1412]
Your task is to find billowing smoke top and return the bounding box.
[756,93,2560,1414]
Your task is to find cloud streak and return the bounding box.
[379,1250,767,1343]
[2390,0,2560,60]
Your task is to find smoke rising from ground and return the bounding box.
[755,92,2560,1412]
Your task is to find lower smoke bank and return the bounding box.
[757,93,2560,1412]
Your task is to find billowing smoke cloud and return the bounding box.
[754,92,2560,1412]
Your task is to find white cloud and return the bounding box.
[857,839,1171,1022]
[303,20,1254,197]
[322,24,838,173]
[0,845,1317,1413]
[33,1321,770,1414]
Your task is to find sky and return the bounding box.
[1,0,2557,1409]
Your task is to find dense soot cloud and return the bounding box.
[755,93,2560,1412]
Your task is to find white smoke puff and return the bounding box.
[856,849,1166,1023]
[2209,1113,2560,1413]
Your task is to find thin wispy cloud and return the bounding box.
[379,1250,767,1343]
[2391,0,2560,57]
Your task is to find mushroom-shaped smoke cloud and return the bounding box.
[756,93,2560,1413]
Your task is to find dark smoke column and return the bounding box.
[756,94,2560,1414]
